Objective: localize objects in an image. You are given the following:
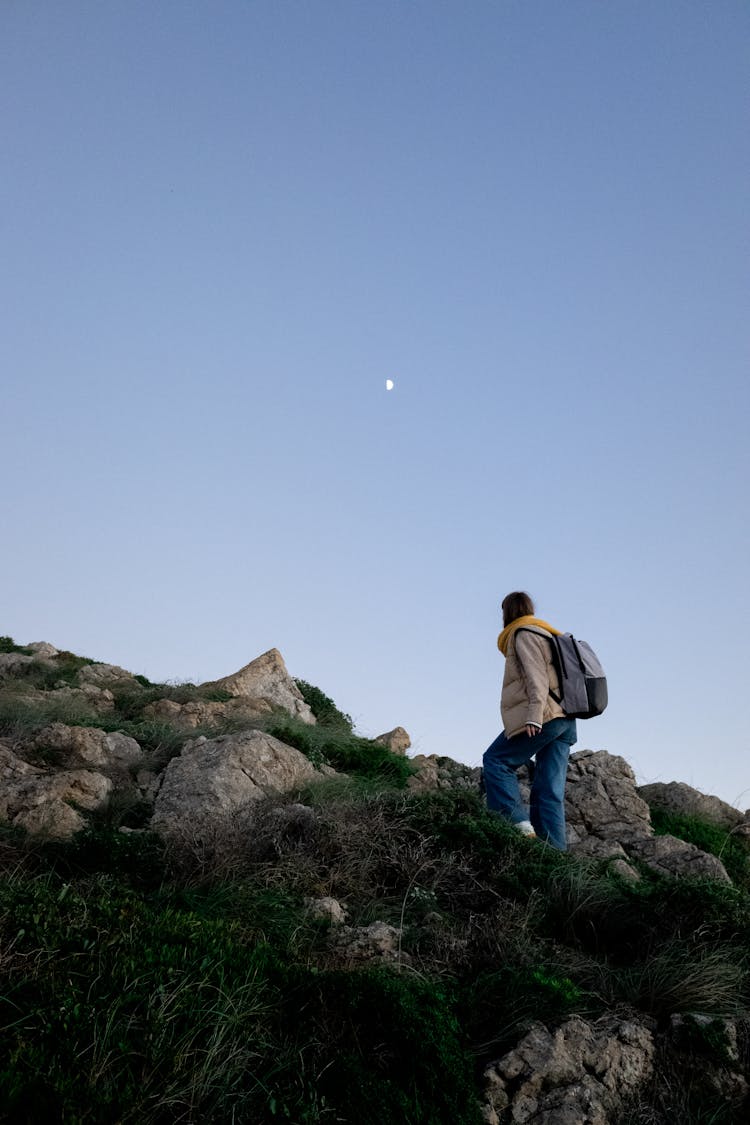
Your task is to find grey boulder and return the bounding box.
[151,729,328,836]
[0,742,111,839]
[32,723,143,771]
[638,780,750,833]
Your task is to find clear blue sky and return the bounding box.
[2,2,748,806]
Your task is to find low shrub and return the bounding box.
[0,874,277,1122]
[5,651,93,692]
[461,963,589,1058]
[267,964,483,1124]
[294,679,354,732]
[8,826,168,889]
[400,789,570,898]
[0,637,32,655]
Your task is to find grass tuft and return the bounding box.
[265,714,415,787]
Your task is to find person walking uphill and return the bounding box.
[483,591,577,850]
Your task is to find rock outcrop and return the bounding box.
[0,742,111,838]
[19,683,116,715]
[200,648,315,724]
[0,652,35,678]
[78,662,139,688]
[32,723,143,771]
[407,754,482,792]
[560,753,731,881]
[562,752,732,882]
[25,642,59,658]
[403,747,736,883]
[626,835,731,883]
[143,696,267,732]
[151,729,330,836]
[329,921,409,966]
[305,896,348,925]
[0,643,339,840]
[565,750,653,851]
[668,1014,749,1103]
[638,780,750,834]
[482,1016,656,1125]
[374,726,411,754]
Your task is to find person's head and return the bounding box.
[501,591,535,628]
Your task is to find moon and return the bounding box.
[385,379,394,391]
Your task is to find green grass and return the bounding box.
[460,964,590,1057]
[265,713,415,787]
[2,649,750,1119]
[0,864,482,1124]
[1,784,749,1122]
[3,650,94,691]
[294,678,354,732]
[107,680,234,721]
[0,687,102,738]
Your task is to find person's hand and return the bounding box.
[525,724,540,738]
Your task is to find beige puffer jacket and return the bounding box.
[500,625,565,737]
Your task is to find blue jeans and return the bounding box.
[482,717,577,851]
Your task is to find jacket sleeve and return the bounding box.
[513,631,551,728]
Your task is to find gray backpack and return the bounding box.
[517,629,608,719]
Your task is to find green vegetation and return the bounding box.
[0,834,482,1124]
[295,678,354,732]
[0,663,247,763]
[0,636,32,654]
[3,782,750,1122]
[266,713,415,786]
[650,806,750,891]
[1,647,750,1121]
[2,787,749,1122]
[0,688,100,738]
[285,680,413,784]
[2,650,93,690]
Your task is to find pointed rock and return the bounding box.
[201,649,315,724]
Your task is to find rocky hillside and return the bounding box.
[1,636,749,1124]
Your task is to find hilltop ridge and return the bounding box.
[1,636,746,880]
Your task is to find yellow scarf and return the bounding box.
[497,615,562,655]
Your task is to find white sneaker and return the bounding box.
[514,820,536,838]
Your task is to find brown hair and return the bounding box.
[501,591,535,628]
